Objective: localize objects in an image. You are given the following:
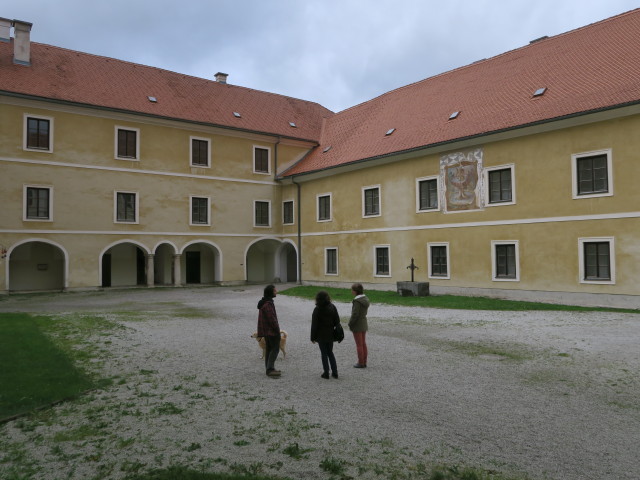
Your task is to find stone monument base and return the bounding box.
[396,281,430,297]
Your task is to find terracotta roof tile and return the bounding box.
[0,42,333,141]
[283,9,640,177]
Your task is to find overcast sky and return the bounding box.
[6,1,640,112]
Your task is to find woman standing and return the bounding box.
[310,290,340,379]
[348,283,370,368]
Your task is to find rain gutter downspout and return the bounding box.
[291,175,302,285]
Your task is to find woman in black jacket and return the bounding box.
[310,290,340,379]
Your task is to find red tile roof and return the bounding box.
[0,41,333,142]
[282,8,640,177]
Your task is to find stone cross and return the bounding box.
[406,257,419,282]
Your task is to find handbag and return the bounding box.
[333,322,345,343]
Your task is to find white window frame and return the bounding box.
[23,114,54,153]
[325,247,339,276]
[253,199,271,228]
[483,164,516,207]
[253,145,271,175]
[416,176,440,213]
[114,126,140,161]
[373,244,391,278]
[190,195,211,226]
[317,193,332,222]
[114,190,139,224]
[578,237,615,285]
[491,240,520,282]
[23,184,53,222]
[282,199,295,225]
[190,136,211,168]
[362,185,382,218]
[571,149,613,199]
[428,242,450,279]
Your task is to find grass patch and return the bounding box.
[0,313,98,419]
[280,286,640,313]
[124,465,290,479]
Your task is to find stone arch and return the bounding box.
[153,241,178,286]
[7,238,68,292]
[100,240,151,288]
[245,237,298,284]
[180,240,222,284]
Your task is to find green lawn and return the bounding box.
[0,313,97,420]
[279,286,640,313]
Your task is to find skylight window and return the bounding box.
[449,111,460,120]
[147,96,157,103]
[323,146,332,153]
[289,122,297,128]
[385,128,396,136]
[233,112,242,118]
[533,87,547,97]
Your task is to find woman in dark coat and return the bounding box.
[310,290,340,379]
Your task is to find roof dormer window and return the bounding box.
[449,111,460,120]
[533,87,547,97]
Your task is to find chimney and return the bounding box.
[13,19,32,66]
[0,17,11,42]
[215,72,228,84]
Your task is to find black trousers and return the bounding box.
[318,341,337,374]
[264,335,280,372]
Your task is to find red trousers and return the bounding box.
[352,331,368,366]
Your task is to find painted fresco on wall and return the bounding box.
[441,148,483,212]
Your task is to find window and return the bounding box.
[317,194,332,222]
[254,146,270,174]
[374,245,391,277]
[24,115,53,152]
[485,165,515,205]
[492,241,519,281]
[24,185,52,221]
[283,200,294,225]
[190,196,210,225]
[363,185,381,217]
[417,177,439,212]
[428,243,450,279]
[325,248,338,275]
[579,237,615,284]
[572,149,613,199]
[254,200,271,227]
[115,127,139,160]
[115,191,138,223]
[190,137,210,167]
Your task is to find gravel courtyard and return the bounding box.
[1,285,639,480]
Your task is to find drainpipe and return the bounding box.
[273,137,280,180]
[291,175,302,285]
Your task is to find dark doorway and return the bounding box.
[136,248,146,285]
[186,251,201,284]
[102,253,111,287]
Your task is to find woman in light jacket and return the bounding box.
[348,283,370,368]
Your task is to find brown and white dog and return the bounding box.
[251,330,288,359]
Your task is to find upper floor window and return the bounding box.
[283,200,294,225]
[374,245,391,277]
[115,127,140,160]
[115,191,138,223]
[24,185,52,221]
[317,193,332,222]
[363,186,381,217]
[191,137,211,167]
[428,243,450,279]
[254,200,271,227]
[190,196,210,226]
[325,248,338,275]
[485,165,515,205]
[24,115,53,152]
[572,149,613,199]
[254,146,270,174]
[417,177,439,212]
[492,241,519,281]
[579,237,615,284]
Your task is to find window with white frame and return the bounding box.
[572,149,613,199]
[190,137,211,167]
[24,185,53,221]
[115,191,138,223]
[253,146,270,174]
[283,200,294,225]
[317,193,332,222]
[579,237,615,284]
[428,243,450,279]
[190,196,210,225]
[325,248,338,275]
[374,245,391,277]
[416,176,439,212]
[484,165,515,206]
[492,240,519,281]
[363,185,381,217]
[254,200,271,227]
[115,126,140,160]
[24,115,53,152]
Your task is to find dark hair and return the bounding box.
[351,283,364,295]
[315,290,331,306]
[263,284,276,299]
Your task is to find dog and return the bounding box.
[251,330,287,359]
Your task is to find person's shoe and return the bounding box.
[353,363,365,368]
[267,369,281,377]
[321,372,329,379]
[331,372,339,379]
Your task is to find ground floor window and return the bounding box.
[492,241,519,281]
[374,245,390,276]
[325,248,338,275]
[579,237,615,284]
[428,243,449,278]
